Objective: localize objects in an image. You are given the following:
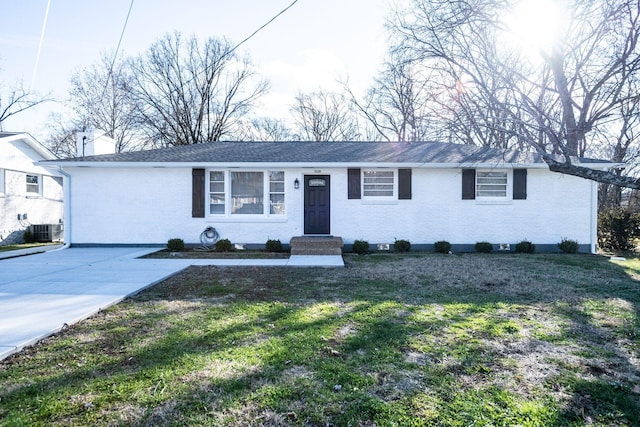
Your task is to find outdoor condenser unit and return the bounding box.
[30,224,63,242]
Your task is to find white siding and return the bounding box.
[66,166,595,249]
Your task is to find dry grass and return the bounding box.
[1,252,639,426]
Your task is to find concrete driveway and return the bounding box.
[0,247,343,361]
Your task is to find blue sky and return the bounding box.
[0,0,402,140]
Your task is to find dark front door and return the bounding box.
[304,175,330,234]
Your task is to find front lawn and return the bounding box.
[1,253,639,426]
[0,243,59,253]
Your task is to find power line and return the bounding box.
[229,0,300,57]
[98,0,135,107]
[169,0,301,92]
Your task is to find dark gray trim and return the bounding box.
[192,168,205,218]
[348,168,361,199]
[513,169,527,200]
[462,169,476,200]
[398,168,412,200]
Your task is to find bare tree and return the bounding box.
[393,0,640,188]
[346,55,438,142]
[291,88,361,141]
[129,32,268,146]
[0,77,50,130]
[45,113,85,158]
[235,117,294,141]
[67,53,142,153]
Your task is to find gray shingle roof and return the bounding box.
[47,141,610,165]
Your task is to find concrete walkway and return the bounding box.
[0,247,343,361]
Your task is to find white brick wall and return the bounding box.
[0,139,64,243]
[66,166,595,249]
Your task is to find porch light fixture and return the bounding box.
[294,178,300,189]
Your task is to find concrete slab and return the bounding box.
[0,247,343,361]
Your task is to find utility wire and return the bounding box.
[229,0,300,57]
[95,0,298,119]
[98,0,135,107]
[173,0,301,92]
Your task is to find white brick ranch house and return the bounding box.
[41,141,619,253]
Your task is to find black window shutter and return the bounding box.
[192,168,205,218]
[513,169,527,200]
[348,168,361,199]
[398,168,412,200]
[462,169,476,200]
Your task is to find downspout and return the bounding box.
[46,166,71,251]
[590,179,597,254]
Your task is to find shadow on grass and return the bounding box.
[1,253,639,426]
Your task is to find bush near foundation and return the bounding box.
[558,238,579,253]
[167,238,185,252]
[598,207,640,252]
[475,241,493,253]
[515,240,536,253]
[394,239,411,252]
[265,239,283,252]
[215,238,233,252]
[352,240,369,255]
[434,240,451,254]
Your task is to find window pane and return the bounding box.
[363,170,394,197]
[269,171,284,181]
[26,175,39,193]
[270,182,284,193]
[231,172,264,214]
[270,194,285,214]
[210,171,224,181]
[209,194,225,214]
[210,182,224,192]
[476,171,507,197]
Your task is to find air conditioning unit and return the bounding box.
[30,224,63,242]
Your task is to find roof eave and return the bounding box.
[42,160,555,169]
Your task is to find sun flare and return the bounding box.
[505,0,564,52]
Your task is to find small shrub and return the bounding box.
[352,239,369,255]
[598,207,640,252]
[215,238,233,252]
[167,238,185,252]
[515,240,536,254]
[394,239,411,252]
[475,241,493,253]
[434,240,451,254]
[558,237,579,253]
[23,229,34,244]
[265,239,283,252]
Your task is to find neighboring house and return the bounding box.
[41,141,620,253]
[0,132,64,245]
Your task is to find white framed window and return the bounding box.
[26,174,41,195]
[209,171,225,214]
[476,171,508,198]
[208,170,285,216]
[269,171,285,214]
[362,169,395,199]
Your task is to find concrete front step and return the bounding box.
[289,236,343,255]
